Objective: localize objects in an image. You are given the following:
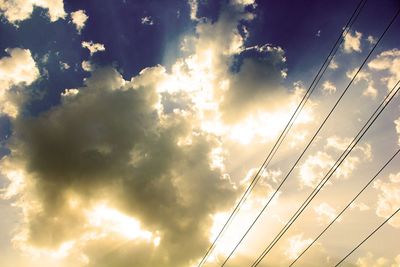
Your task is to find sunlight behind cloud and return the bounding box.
[85,204,157,243]
[1,0,400,266]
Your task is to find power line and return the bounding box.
[196,0,367,264]
[222,3,392,266]
[334,207,400,267]
[289,146,400,266]
[196,0,368,265]
[250,9,400,267]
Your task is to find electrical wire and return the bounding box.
[250,9,400,266]
[289,146,400,266]
[196,0,368,264]
[196,0,368,265]
[334,207,400,266]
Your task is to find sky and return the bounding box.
[0,0,400,266]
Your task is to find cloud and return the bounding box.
[0,48,39,117]
[299,137,371,188]
[231,0,256,8]
[82,41,106,56]
[172,4,291,124]
[0,2,316,265]
[362,82,378,99]
[373,172,400,228]
[284,234,313,260]
[0,0,66,24]
[325,136,372,180]
[394,255,400,267]
[240,167,281,208]
[367,35,377,45]
[329,58,339,70]
[219,45,289,123]
[299,151,334,188]
[188,0,198,20]
[314,202,341,224]
[59,61,70,70]
[81,60,93,72]
[368,49,400,90]
[0,66,238,266]
[349,201,370,211]
[61,88,79,101]
[141,16,154,25]
[356,252,393,267]
[395,117,400,146]
[0,48,39,88]
[156,1,305,144]
[343,30,362,53]
[322,80,336,94]
[70,10,88,33]
[346,68,370,83]
[346,68,377,99]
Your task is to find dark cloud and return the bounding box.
[3,67,237,266]
[221,49,288,123]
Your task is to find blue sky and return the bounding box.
[1,0,400,266]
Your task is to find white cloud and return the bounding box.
[284,234,313,260]
[141,16,154,25]
[346,67,377,99]
[70,10,88,33]
[61,88,79,100]
[0,48,39,88]
[325,136,352,151]
[350,202,370,211]
[0,48,39,117]
[188,0,198,20]
[367,35,377,45]
[333,154,361,180]
[299,137,372,188]
[362,82,378,99]
[346,68,370,82]
[395,117,400,146]
[0,0,66,24]
[314,202,340,224]
[322,80,336,94]
[59,61,70,70]
[299,151,334,188]
[231,0,256,8]
[393,254,400,267]
[356,252,391,267]
[240,167,281,208]
[329,58,339,70]
[368,49,400,90]
[325,136,372,179]
[41,52,50,64]
[373,172,400,228]
[81,60,93,72]
[343,30,362,53]
[82,41,105,56]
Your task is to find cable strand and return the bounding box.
[251,9,400,266]
[196,0,368,265]
[334,207,400,267]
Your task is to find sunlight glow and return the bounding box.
[208,208,261,263]
[86,204,159,244]
[1,169,25,198]
[284,234,313,260]
[209,212,240,261]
